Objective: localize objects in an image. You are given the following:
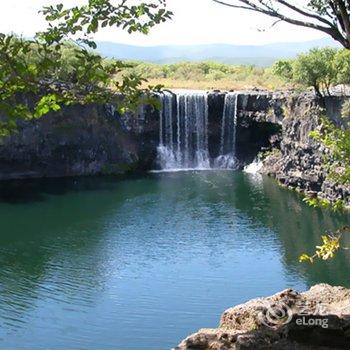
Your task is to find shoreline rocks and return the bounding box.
[175,284,350,350]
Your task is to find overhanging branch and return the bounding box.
[212,0,350,48]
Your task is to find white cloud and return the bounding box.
[0,0,326,45]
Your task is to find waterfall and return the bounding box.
[157,90,238,171]
[214,92,239,169]
[158,91,210,170]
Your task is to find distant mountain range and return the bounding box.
[96,38,340,66]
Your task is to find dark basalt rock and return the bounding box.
[208,91,284,165]
[261,94,350,206]
[0,103,156,179]
[207,91,226,159]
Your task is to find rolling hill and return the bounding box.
[96,38,339,66]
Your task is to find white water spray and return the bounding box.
[214,92,239,169]
[244,159,263,174]
[157,91,239,171]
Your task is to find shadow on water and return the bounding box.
[0,174,160,334]
[0,174,151,204]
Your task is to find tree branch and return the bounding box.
[336,0,350,40]
[276,0,335,28]
[212,0,350,48]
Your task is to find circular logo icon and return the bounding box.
[258,302,293,328]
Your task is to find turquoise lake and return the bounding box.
[0,171,349,349]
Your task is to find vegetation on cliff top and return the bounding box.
[273,48,350,97]
[113,61,288,90]
[110,47,350,93]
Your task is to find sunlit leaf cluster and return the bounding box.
[299,226,349,263]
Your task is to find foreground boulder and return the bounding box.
[176,284,350,349]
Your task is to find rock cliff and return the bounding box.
[0,91,280,179]
[261,94,350,206]
[0,90,348,198]
[0,103,158,179]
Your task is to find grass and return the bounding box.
[113,61,293,91]
[144,77,288,90]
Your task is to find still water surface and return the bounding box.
[0,171,349,350]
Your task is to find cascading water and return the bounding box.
[214,92,238,169]
[157,90,238,171]
[158,91,210,170]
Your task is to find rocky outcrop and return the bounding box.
[0,103,158,179]
[0,91,282,180]
[0,90,348,183]
[176,284,350,350]
[207,91,283,165]
[261,94,350,206]
[236,91,284,164]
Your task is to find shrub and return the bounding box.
[272,59,294,80]
[293,48,338,97]
[334,49,350,85]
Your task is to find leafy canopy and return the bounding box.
[273,47,350,97]
[0,0,172,136]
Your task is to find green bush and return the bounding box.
[272,59,294,81]
[334,50,350,85]
[273,47,350,97]
[293,48,337,97]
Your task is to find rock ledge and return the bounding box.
[176,284,350,349]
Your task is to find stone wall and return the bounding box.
[261,94,350,206]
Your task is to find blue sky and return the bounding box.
[0,0,327,46]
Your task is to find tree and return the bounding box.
[272,48,338,97]
[213,0,350,49]
[0,0,172,136]
[300,115,350,263]
[293,47,338,97]
[334,49,350,84]
[310,114,350,184]
[271,59,293,80]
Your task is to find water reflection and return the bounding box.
[0,172,348,350]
